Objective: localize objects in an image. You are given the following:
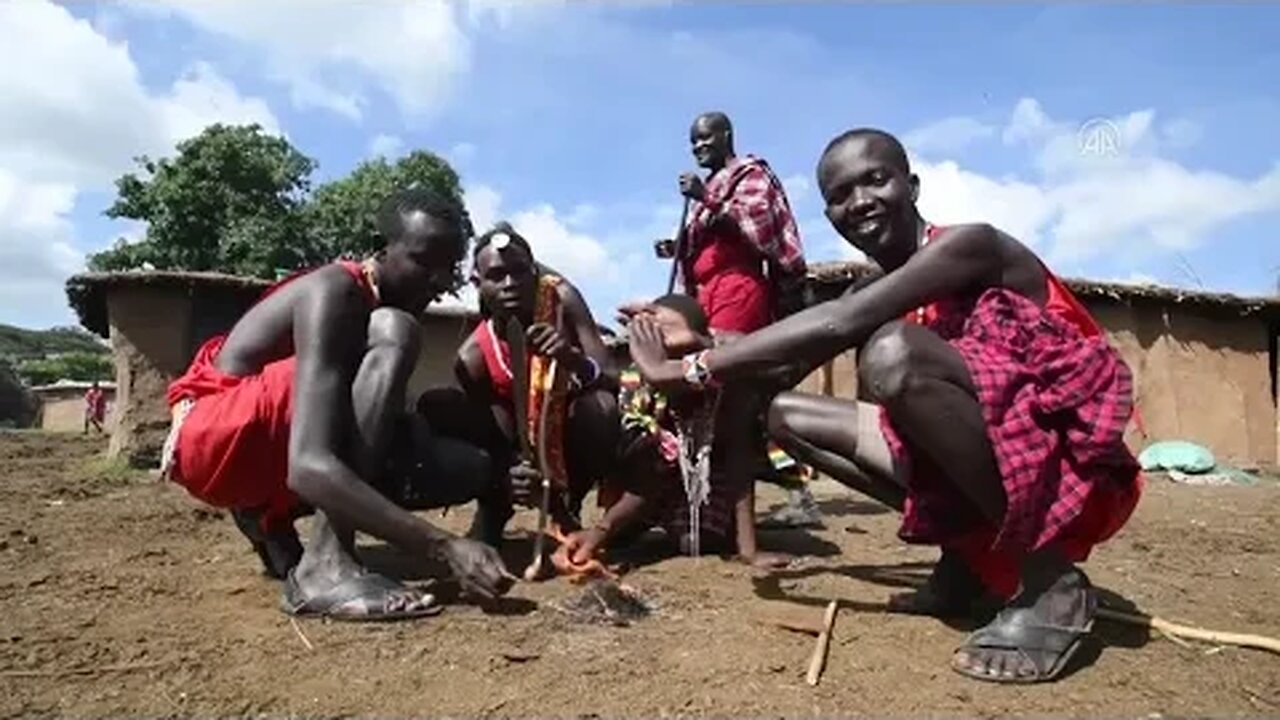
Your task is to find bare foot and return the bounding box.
[950,562,1095,683]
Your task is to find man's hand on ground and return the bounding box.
[562,527,606,565]
[441,537,518,600]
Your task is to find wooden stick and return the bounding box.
[289,616,314,651]
[805,600,838,686]
[1098,607,1280,655]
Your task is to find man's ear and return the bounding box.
[909,173,920,203]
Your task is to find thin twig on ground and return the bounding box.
[289,616,314,651]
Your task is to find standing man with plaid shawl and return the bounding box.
[669,111,819,536]
[628,127,1143,684]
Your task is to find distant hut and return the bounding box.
[66,270,479,467]
[799,262,1280,469]
[29,380,116,433]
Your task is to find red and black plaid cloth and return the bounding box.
[683,155,806,279]
[881,286,1142,589]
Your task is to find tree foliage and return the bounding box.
[89,124,319,278]
[0,324,107,359]
[306,151,473,261]
[15,352,113,387]
[87,125,471,281]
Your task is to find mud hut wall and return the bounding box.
[35,388,115,433]
[1073,300,1274,467]
[107,287,193,463]
[406,313,480,406]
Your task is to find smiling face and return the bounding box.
[817,132,921,266]
[473,239,537,322]
[379,210,466,314]
[689,114,732,171]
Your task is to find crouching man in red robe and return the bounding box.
[162,187,515,621]
[626,128,1143,684]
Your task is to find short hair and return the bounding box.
[472,221,534,262]
[652,293,710,337]
[820,127,910,174]
[695,111,733,135]
[376,185,470,245]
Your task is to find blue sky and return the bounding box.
[2,1,1277,330]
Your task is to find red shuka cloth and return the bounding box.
[886,226,1144,598]
[165,260,376,531]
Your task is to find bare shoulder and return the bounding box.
[456,329,487,379]
[554,275,588,309]
[940,222,1046,300]
[219,263,362,372]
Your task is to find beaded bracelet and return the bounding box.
[680,349,717,389]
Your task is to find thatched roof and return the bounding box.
[66,270,480,338]
[807,261,1280,318]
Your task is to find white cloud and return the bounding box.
[905,116,997,156]
[908,98,1280,267]
[0,0,279,329]
[465,183,616,284]
[127,0,473,121]
[368,134,404,159]
[448,142,477,164]
[0,171,83,327]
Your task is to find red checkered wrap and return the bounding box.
[683,155,805,282]
[882,286,1142,565]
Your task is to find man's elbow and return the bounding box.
[286,454,338,502]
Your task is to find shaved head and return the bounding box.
[694,111,733,135]
[819,128,911,175]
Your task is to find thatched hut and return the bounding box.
[66,271,478,466]
[797,262,1280,469]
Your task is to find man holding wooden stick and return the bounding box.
[417,222,619,559]
[627,128,1144,684]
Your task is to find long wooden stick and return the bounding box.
[665,198,691,295]
[1098,607,1280,655]
[806,600,839,686]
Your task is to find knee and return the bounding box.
[571,389,619,429]
[765,392,804,443]
[857,322,919,405]
[365,308,421,375]
[367,307,421,359]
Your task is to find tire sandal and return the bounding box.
[950,578,1096,684]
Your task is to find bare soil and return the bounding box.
[2,431,1278,718]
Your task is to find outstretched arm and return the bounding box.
[630,224,1017,390]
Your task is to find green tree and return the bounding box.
[16,352,113,387]
[305,150,473,261]
[88,124,320,278]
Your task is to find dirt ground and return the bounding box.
[2,431,1278,718]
